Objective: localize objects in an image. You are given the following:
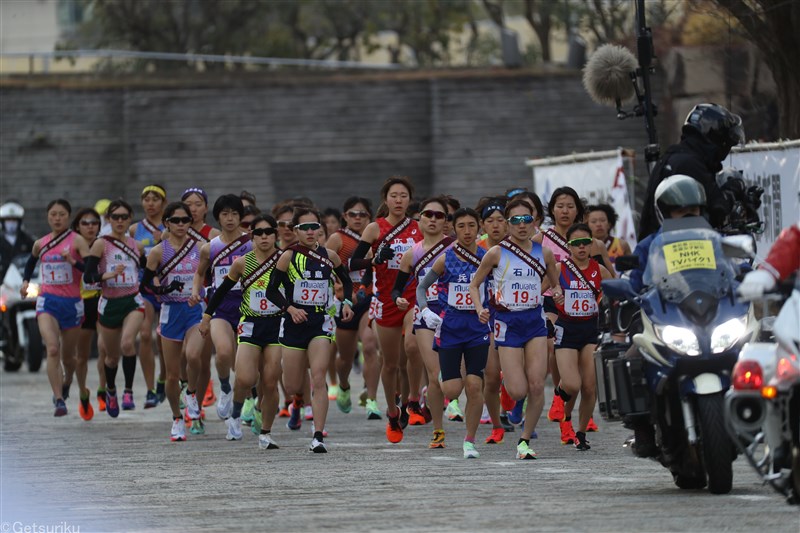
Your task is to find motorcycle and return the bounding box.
[600,217,758,494]
[725,275,800,504]
[0,253,43,372]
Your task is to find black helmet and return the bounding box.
[683,103,745,159]
[654,174,707,223]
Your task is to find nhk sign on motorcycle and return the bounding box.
[662,240,716,274]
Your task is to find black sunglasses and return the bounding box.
[167,216,192,225]
[251,227,277,237]
[420,209,447,220]
[109,213,131,221]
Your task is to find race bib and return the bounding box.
[369,297,383,320]
[447,282,479,311]
[214,265,241,290]
[350,268,365,284]
[323,315,335,334]
[554,324,565,344]
[492,318,508,343]
[159,305,170,324]
[293,280,328,306]
[106,264,137,288]
[42,262,72,285]
[98,296,108,315]
[238,321,254,338]
[249,287,280,315]
[564,289,597,317]
[387,242,413,270]
[497,278,541,310]
[165,273,194,298]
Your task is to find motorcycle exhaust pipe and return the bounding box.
[725,395,766,433]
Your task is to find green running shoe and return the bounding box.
[446,399,464,422]
[251,408,263,436]
[336,386,352,414]
[463,441,480,459]
[365,399,382,420]
[516,440,537,460]
[241,397,255,426]
[190,419,205,435]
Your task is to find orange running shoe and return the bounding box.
[485,427,505,444]
[499,377,516,412]
[586,417,599,432]
[547,394,565,422]
[560,419,576,444]
[277,403,291,418]
[203,380,216,407]
[386,410,404,443]
[79,398,94,421]
[406,401,427,426]
[97,390,106,412]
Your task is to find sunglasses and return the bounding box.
[420,210,447,220]
[240,220,252,229]
[296,222,322,232]
[568,237,593,247]
[277,220,294,228]
[168,216,192,225]
[251,227,277,237]
[80,219,100,226]
[109,213,131,221]
[346,210,369,218]
[508,215,534,225]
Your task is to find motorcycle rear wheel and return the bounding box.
[697,393,734,494]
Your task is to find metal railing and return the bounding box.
[0,49,403,73]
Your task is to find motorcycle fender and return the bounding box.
[693,373,724,395]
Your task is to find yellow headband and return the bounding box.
[141,185,166,199]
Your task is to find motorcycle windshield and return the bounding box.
[642,218,736,304]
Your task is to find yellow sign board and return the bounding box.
[662,240,717,274]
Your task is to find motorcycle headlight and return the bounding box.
[655,325,700,356]
[710,317,747,354]
[27,283,39,298]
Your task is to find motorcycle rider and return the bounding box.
[738,222,800,299]
[1,201,36,280]
[626,174,708,457]
[638,103,746,240]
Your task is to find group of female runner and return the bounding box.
[21,177,631,458]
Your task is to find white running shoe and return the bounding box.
[184,391,201,420]
[258,433,279,450]
[216,389,233,420]
[463,441,480,459]
[304,405,313,421]
[225,417,243,441]
[309,437,327,453]
[480,404,491,424]
[170,419,186,442]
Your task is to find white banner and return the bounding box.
[527,148,637,247]
[724,141,800,258]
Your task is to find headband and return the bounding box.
[141,185,166,199]
[506,188,527,198]
[182,187,208,204]
[481,204,505,219]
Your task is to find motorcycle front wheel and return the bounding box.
[697,393,734,494]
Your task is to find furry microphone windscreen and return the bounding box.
[582,44,638,106]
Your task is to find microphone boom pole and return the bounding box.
[635,0,660,169]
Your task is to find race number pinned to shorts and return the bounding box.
[159,305,170,324]
[492,318,508,343]
[662,240,716,275]
[369,297,383,321]
[554,324,564,345]
[238,321,254,338]
[323,315,335,334]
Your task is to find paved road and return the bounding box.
[1,366,798,533]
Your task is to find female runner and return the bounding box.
[21,199,91,416]
[586,203,632,272]
[325,197,382,420]
[417,208,490,458]
[200,214,284,450]
[266,207,354,453]
[552,223,612,450]
[350,176,422,443]
[469,199,563,459]
[392,196,452,447]
[84,200,146,417]
[130,184,167,406]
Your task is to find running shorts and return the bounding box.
[36,294,84,331]
[98,294,145,329]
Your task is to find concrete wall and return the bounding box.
[1,70,659,236]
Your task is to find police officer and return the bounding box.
[639,103,745,240]
[0,201,36,280]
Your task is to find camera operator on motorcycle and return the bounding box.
[626,174,708,457]
[1,201,36,281]
[638,103,753,240]
[738,222,800,300]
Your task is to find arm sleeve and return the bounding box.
[204,276,235,316]
[266,269,289,310]
[139,255,148,269]
[349,240,373,270]
[416,269,440,311]
[22,254,38,282]
[390,270,411,302]
[140,267,163,295]
[334,264,353,303]
[83,256,103,284]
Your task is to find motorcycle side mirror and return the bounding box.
[721,235,755,259]
[602,278,638,301]
[614,254,640,272]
